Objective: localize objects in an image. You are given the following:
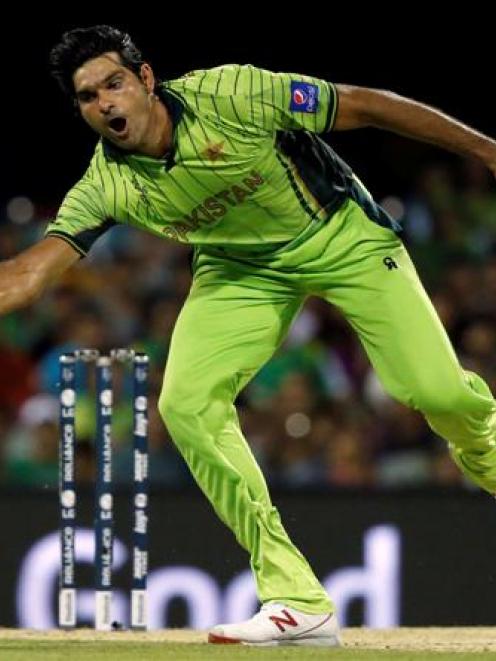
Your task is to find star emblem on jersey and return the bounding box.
[202,141,225,162]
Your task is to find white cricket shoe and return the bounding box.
[208,602,341,647]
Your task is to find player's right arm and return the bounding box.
[0,237,80,315]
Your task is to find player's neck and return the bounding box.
[137,97,173,159]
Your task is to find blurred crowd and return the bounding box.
[1,156,496,491]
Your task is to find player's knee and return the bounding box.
[157,387,188,430]
[158,384,211,437]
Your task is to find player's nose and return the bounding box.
[97,93,114,115]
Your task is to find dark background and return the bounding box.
[2,11,494,208]
[1,490,495,628]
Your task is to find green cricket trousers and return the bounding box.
[158,198,496,614]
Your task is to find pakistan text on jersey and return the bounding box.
[162,171,265,241]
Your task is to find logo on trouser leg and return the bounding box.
[383,257,398,270]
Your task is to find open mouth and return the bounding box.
[108,117,127,134]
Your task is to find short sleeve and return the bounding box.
[45,177,115,256]
[166,64,338,136]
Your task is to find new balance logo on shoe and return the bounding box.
[269,609,298,632]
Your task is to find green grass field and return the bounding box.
[0,642,493,661]
[0,628,495,661]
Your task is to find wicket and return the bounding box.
[58,348,149,631]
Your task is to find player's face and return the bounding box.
[73,52,155,151]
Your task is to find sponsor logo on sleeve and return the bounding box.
[290,81,319,113]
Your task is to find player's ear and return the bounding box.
[140,63,155,94]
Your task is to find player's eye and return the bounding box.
[108,78,123,90]
[77,91,95,103]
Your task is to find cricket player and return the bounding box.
[1,24,496,646]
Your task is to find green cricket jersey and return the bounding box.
[45,64,397,256]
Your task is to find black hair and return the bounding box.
[49,25,145,99]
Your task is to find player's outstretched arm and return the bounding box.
[334,84,496,176]
[0,237,80,316]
